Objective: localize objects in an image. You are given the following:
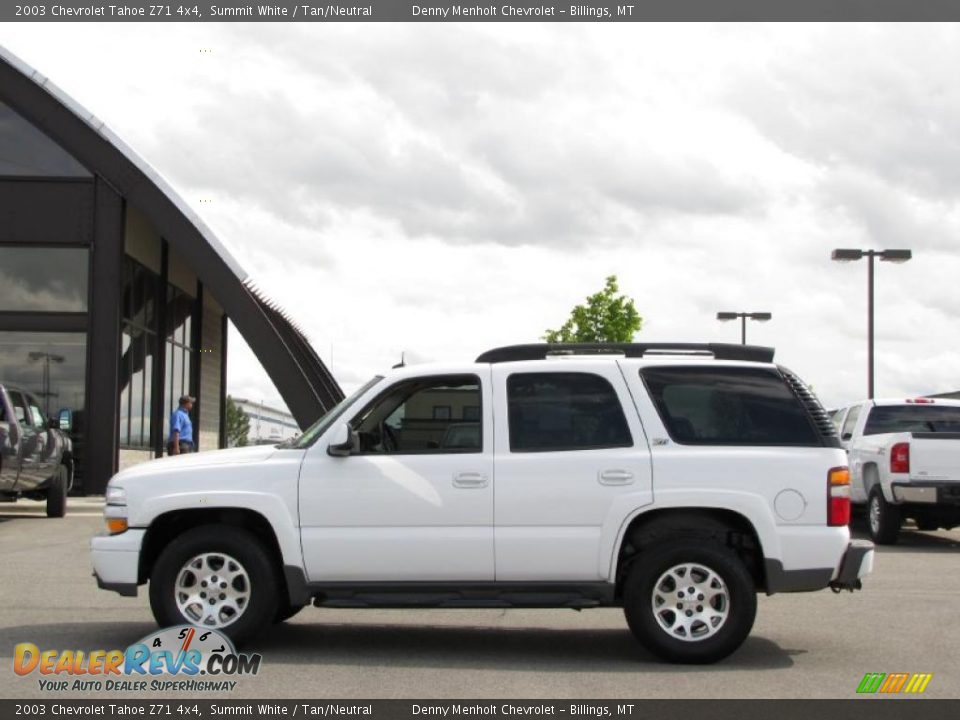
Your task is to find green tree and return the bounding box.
[225,395,250,448]
[543,275,642,343]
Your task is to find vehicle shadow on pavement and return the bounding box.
[0,620,806,672]
[850,522,960,552]
[0,622,796,671]
[249,622,797,672]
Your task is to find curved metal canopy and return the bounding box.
[0,45,343,426]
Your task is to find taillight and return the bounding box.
[890,442,910,474]
[828,467,851,527]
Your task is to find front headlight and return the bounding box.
[105,486,126,506]
[104,486,128,534]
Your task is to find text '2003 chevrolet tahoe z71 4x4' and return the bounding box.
[92,343,873,663]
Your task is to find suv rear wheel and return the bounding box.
[868,488,901,545]
[623,539,756,664]
[149,525,279,644]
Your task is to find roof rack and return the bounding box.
[475,343,775,364]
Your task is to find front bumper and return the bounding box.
[829,539,875,592]
[90,529,146,597]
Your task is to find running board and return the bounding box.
[306,582,617,609]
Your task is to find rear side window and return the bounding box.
[641,366,820,446]
[507,372,633,452]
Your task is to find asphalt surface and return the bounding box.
[1,498,958,700]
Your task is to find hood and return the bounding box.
[111,444,286,483]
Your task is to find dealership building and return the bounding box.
[0,47,342,494]
[232,398,302,445]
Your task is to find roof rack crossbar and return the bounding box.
[475,343,775,364]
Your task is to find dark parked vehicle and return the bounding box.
[0,383,74,517]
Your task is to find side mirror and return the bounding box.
[58,409,73,433]
[327,422,357,457]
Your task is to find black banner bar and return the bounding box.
[0,700,956,719]
[5,0,960,22]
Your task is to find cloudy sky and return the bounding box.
[5,23,960,412]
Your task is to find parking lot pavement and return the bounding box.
[1,506,958,700]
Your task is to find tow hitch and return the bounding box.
[829,539,875,593]
[830,579,862,593]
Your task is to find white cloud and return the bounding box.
[5,23,960,414]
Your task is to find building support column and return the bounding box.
[151,240,169,458]
[84,178,124,495]
[219,314,228,449]
[193,281,203,450]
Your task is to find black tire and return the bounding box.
[45,466,67,518]
[623,539,757,664]
[149,525,280,645]
[868,488,901,545]
[273,603,305,624]
[914,519,939,532]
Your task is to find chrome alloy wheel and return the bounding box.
[174,552,251,628]
[869,495,881,536]
[651,563,730,642]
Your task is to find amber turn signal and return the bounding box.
[829,467,850,486]
[106,517,128,534]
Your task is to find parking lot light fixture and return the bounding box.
[831,248,913,399]
[831,249,865,262]
[716,311,773,345]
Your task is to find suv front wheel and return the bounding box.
[149,525,280,644]
[623,540,757,664]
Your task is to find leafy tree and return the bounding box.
[225,395,250,448]
[543,275,642,343]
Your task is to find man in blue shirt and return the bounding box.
[167,395,195,455]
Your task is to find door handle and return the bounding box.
[453,472,489,489]
[599,469,634,485]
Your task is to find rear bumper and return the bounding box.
[893,481,960,505]
[829,539,875,592]
[90,529,145,597]
[765,539,874,594]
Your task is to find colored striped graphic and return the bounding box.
[857,672,932,694]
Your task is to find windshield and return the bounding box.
[278,376,383,449]
[863,405,960,435]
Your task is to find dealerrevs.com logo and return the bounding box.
[14,626,261,692]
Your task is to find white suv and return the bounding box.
[92,343,873,664]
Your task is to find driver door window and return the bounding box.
[841,404,861,441]
[352,375,482,454]
[9,392,29,425]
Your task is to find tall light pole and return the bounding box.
[28,351,65,417]
[716,311,772,345]
[831,248,912,399]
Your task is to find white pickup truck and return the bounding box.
[92,343,873,664]
[834,397,960,544]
